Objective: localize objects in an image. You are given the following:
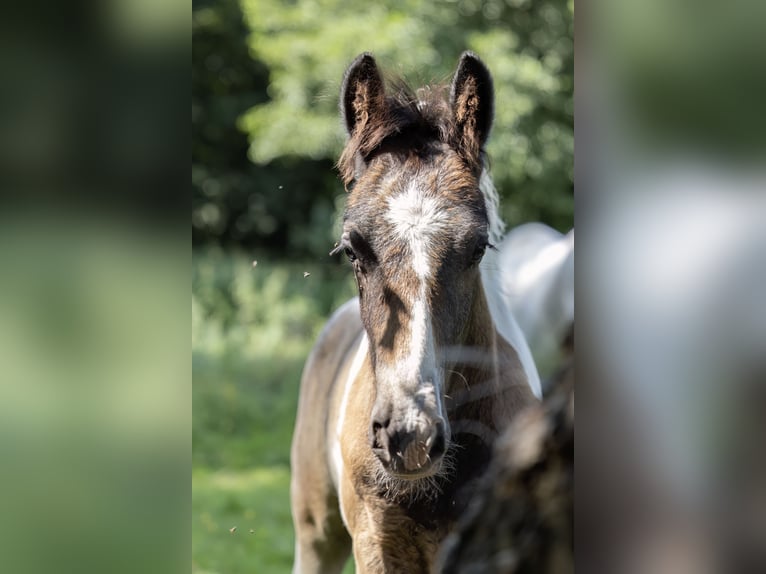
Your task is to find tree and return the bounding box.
[193,0,574,256]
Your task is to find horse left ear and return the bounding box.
[340,53,386,138]
[450,51,494,163]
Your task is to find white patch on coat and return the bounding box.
[331,332,369,528]
[291,541,302,574]
[481,247,543,399]
[478,169,543,398]
[498,224,574,378]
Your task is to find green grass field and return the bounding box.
[192,249,356,573]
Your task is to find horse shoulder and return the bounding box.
[493,331,540,425]
[293,297,364,470]
[290,298,365,572]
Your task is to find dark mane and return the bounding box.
[337,78,482,186]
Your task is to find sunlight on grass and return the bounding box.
[193,249,357,572]
[193,467,294,573]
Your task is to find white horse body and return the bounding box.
[497,223,574,382]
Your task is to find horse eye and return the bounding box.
[344,247,357,263]
[471,244,487,264]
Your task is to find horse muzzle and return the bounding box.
[369,412,447,477]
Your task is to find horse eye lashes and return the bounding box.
[329,240,359,264]
[470,240,492,264]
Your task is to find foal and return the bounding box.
[290,52,540,574]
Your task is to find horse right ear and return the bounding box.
[450,51,494,167]
[340,53,386,137]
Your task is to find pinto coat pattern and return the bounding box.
[290,52,540,574]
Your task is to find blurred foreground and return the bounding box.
[580,1,766,571]
[0,218,188,574]
[0,2,189,573]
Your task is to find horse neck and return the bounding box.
[444,278,503,398]
[445,276,534,427]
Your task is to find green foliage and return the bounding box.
[192,248,356,467]
[193,0,341,257]
[193,0,573,257]
[193,467,294,573]
[238,0,456,163]
[192,250,356,572]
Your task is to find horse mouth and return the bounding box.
[386,461,442,480]
[370,418,449,479]
[372,438,447,480]
[372,449,453,502]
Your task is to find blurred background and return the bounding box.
[192,0,573,572]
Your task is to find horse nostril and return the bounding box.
[372,418,390,434]
[429,430,446,460]
[370,418,390,450]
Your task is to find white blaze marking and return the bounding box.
[382,182,445,419]
[379,172,539,402]
[385,182,449,280]
[331,333,368,528]
[408,298,429,379]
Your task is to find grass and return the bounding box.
[192,248,356,573]
[192,467,293,573]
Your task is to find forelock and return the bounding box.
[337,80,484,187]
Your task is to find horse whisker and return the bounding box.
[447,369,470,390]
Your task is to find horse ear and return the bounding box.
[450,51,494,161]
[340,53,386,137]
